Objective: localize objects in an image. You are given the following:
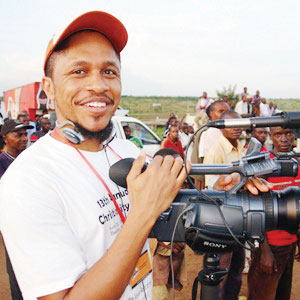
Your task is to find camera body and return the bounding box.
[149,187,300,253]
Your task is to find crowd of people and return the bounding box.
[157,89,300,300]
[0,9,298,300]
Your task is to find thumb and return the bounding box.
[219,175,233,186]
[127,151,146,181]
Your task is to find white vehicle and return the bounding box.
[112,115,161,158]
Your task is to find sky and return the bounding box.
[1,0,300,98]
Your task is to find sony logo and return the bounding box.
[203,241,227,249]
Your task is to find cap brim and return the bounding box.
[12,124,34,132]
[44,11,128,73]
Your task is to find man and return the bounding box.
[198,100,230,160]
[234,95,252,118]
[204,111,245,187]
[0,11,270,300]
[191,100,229,189]
[259,98,270,117]
[0,119,33,300]
[0,12,192,300]
[252,90,261,103]
[240,87,248,100]
[203,110,245,300]
[161,125,184,159]
[123,125,143,149]
[0,120,33,177]
[17,111,36,137]
[195,91,212,127]
[31,117,51,139]
[249,127,269,152]
[248,126,300,300]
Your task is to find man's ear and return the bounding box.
[42,76,55,104]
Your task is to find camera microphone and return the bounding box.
[207,111,300,129]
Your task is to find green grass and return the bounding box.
[120,96,300,123]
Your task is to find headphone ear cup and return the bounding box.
[62,128,85,144]
[102,127,116,146]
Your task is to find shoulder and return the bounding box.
[203,136,225,161]
[108,137,141,159]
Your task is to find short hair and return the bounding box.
[220,110,240,119]
[168,116,177,122]
[45,29,120,78]
[206,100,226,118]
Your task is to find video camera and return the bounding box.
[109,112,300,254]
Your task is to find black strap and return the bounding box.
[192,276,200,300]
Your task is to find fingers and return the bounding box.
[176,159,191,185]
[213,174,239,191]
[127,151,148,181]
[244,177,273,195]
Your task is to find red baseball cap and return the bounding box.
[43,11,128,74]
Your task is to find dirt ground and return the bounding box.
[1,236,300,300]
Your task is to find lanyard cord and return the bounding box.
[51,129,126,224]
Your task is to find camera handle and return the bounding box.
[192,253,228,300]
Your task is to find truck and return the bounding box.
[2,82,161,157]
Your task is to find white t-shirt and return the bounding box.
[0,133,152,300]
[260,102,270,117]
[234,101,252,115]
[179,132,193,160]
[198,127,222,158]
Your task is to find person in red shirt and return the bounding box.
[248,126,299,300]
[161,125,184,158]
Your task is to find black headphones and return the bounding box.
[55,120,116,146]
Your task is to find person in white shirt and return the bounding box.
[0,11,272,300]
[234,95,252,118]
[179,122,193,160]
[0,11,191,300]
[195,91,213,127]
[259,98,270,117]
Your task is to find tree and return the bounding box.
[216,85,239,108]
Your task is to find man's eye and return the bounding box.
[104,69,116,76]
[74,70,85,75]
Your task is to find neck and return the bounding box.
[4,146,20,158]
[227,137,238,148]
[273,147,290,154]
[54,128,103,152]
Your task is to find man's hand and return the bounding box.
[127,151,191,225]
[213,173,273,195]
[259,241,277,274]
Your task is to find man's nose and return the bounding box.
[87,71,109,93]
[280,134,288,142]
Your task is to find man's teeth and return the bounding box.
[85,102,107,107]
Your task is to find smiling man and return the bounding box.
[0,11,190,300]
[0,11,272,300]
